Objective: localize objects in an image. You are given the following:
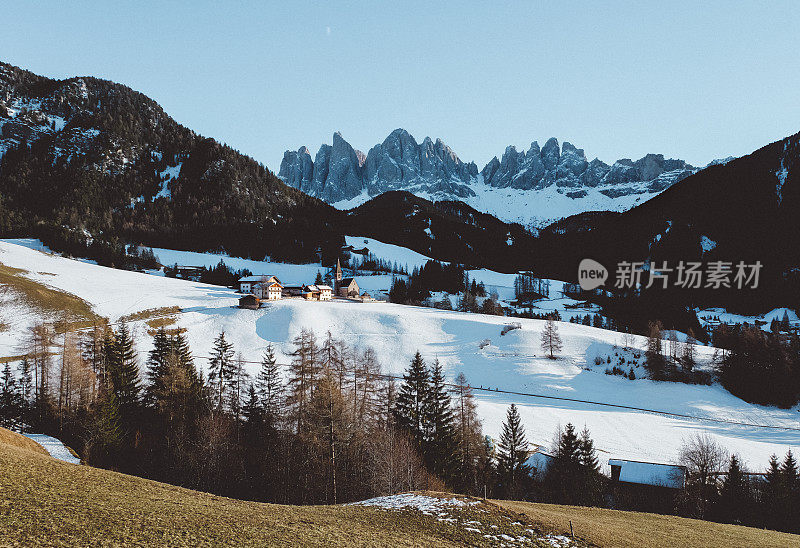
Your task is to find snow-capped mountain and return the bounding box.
[279,129,699,226]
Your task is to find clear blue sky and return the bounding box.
[3,1,800,171]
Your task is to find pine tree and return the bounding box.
[208,331,235,412]
[424,359,457,482]
[17,357,33,425]
[145,328,171,407]
[393,352,430,443]
[315,271,324,285]
[242,384,263,428]
[763,454,783,529]
[0,362,20,427]
[497,404,530,498]
[548,423,583,504]
[717,455,750,524]
[107,323,141,423]
[540,317,563,359]
[256,343,283,427]
[579,427,603,504]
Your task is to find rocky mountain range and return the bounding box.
[279,129,702,226]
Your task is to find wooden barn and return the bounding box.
[238,294,261,310]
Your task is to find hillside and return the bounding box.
[0,432,501,547]
[2,429,797,547]
[1,239,798,472]
[0,60,342,265]
[495,500,800,548]
[534,131,800,312]
[0,426,48,455]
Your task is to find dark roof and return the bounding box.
[239,294,260,302]
[340,277,357,285]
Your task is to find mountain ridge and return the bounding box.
[279,129,701,226]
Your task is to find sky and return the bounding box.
[3,1,800,171]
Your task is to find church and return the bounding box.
[333,258,360,298]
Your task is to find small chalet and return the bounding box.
[316,284,333,300]
[253,281,283,301]
[238,294,261,310]
[608,458,686,489]
[239,275,281,295]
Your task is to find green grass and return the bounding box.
[495,499,800,548]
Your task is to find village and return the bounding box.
[236,259,375,309]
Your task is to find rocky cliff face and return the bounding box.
[279,129,699,225]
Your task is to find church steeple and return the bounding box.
[335,258,342,282]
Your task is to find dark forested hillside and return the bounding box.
[0,61,343,264]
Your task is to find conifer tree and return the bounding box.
[393,352,430,443]
[540,317,563,359]
[0,362,20,427]
[145,328,171,407]
[242,384,263,429]
[763,453,783,529]
[208,331,235,412]
[497,404,530,498]
[547,423,583,504]
[256,344,283,427]
[107,323,141,423]
[18,357,33,424]
[717,454,750,524]
[424,359,457,482]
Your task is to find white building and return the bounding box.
[254,281,283,301]
[239,275,281,295]
[608,458,686,489]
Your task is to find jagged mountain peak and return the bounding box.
[278,128,699,226]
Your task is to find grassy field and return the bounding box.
[2,430,568,547]
[4,426,796,547]
[0,428,49,456]
[496,499,800,548]
[0,262,102,329]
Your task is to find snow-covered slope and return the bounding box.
[279,129,700,227]
[0,240,797,472]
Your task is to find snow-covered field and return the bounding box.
[22,433,80,464]
[1,239,799,472]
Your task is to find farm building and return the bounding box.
[238,294,261,310]
[174,265,204,281]
[608,458,686,489]
[238,275,281,294]
[316,284,333,300]
[525,449,555,478]
[253,281,283,301]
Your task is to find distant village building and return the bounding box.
[338,277,360,298]
[239,275,281,295]
[238,294,261,310]
[175,265,204,281]
[608,458,686,489]
[333,258,360,298]
[316,285,333,300]
[253,281,283,301]
[526,449,555,479]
